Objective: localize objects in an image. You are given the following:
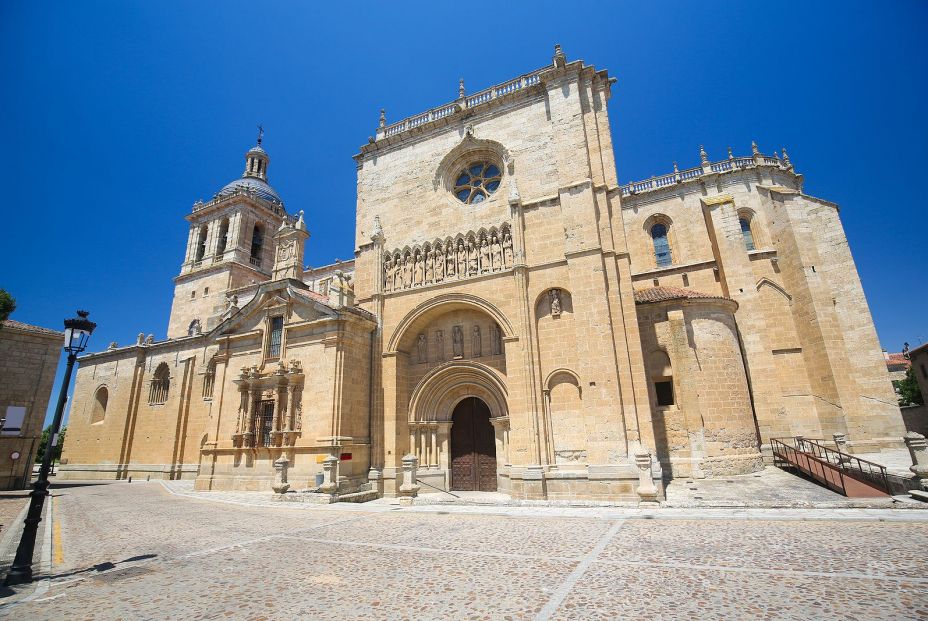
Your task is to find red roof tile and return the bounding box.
[634,286,730,304]
[1,319,63,338]
[885,352,911,371]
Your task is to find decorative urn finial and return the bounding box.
[727,146,734,160]
[553,44,566,67]
[379,109,386,129]
[699,145,709,165]
[781,146,792,168]
[673,161,679,173]
[751,140,760,156]
[458,78,465,99]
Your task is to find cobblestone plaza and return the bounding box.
[1,482,925,620]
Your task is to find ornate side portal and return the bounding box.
[450,397,497,491]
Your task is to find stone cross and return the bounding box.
[904,432,928,490]
[398,454,420,506]
[272,456,290,494]
[635,448,659,506]
[320,454,338,495]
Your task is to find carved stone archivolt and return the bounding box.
[232,359,304,449]
[383,224,514,292]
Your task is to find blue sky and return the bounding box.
[3,1,926,425]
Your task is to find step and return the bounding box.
[910,489,928,503]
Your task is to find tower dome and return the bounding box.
[217,129,283,206]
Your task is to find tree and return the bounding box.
[36,425,67,463]
[0,289,15,324]
[896,366,924,407]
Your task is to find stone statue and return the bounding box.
[490,323,502,355]
[491,235,502,271]
[383,256,392,291]
[446,245,456,278]
[434,247,444,282]
[502,231,513,267]
[550,289,562,317]
[417,333,427,364]
[391,255,400,290]
[425,249,434,283]
[452,325,464,359]
[413,251,423,286]
[472,325,482,357]
[435,329,445,361]
[479,238,490,273]
[457,240,467,277]
[467,239,478,276]
[402,255,411,288]
[136,333,144,346]
[145,334,154,345]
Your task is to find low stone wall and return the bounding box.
[901,404,928,436]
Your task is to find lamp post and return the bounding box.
[5,310,95,586]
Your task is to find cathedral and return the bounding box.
[59,48,905,501]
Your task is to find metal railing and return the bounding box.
[771,437,892,496]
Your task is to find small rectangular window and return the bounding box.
[268,316,284,357]
[655,380,674,406]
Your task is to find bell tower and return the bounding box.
[166,133,289,338]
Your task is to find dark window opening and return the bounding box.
[655,380,674,406]
[254,400,274,447]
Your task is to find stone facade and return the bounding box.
[60,48,905,500]
[0,319,62,489]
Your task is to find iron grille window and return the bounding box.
[740,218,756,251]
[254,400,274,447]
[268,316,284,358]
[651,223,672,267]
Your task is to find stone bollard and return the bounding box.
[833,433,851,465]
[320,454,339,495]
[634,448,660,507]
[272,456,290,494]
[398,454,420,506]
[903,432,928,491]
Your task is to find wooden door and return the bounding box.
[450,397,497,491]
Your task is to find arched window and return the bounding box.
[202,359,216,399]
[91,387,108,424]
[648,351,675,407]
[149,362,170,405]
[216,218,229,256]
[250,223,263,265]
[739,217,756,251]
[651,223,672,267]
[195,225,208,262]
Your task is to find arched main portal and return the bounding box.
[450,397,497,491]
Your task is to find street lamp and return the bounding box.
[5,310,95,586]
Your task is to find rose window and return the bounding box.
[453,162,502,204]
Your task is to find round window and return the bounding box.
[453,162,502,204]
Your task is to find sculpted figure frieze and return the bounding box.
[381,223,514,293]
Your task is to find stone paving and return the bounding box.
[0,481,925,620]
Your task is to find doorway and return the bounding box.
[450,397,497,491]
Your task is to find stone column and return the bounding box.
[398,454,419,506]
[272,456,290,494]
[904,432,928,490]
[635,448,659,506]
[429,423,438,468]
[320,454,338,495]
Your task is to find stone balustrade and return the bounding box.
[620,146,794,197]
[378,70,544,141]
